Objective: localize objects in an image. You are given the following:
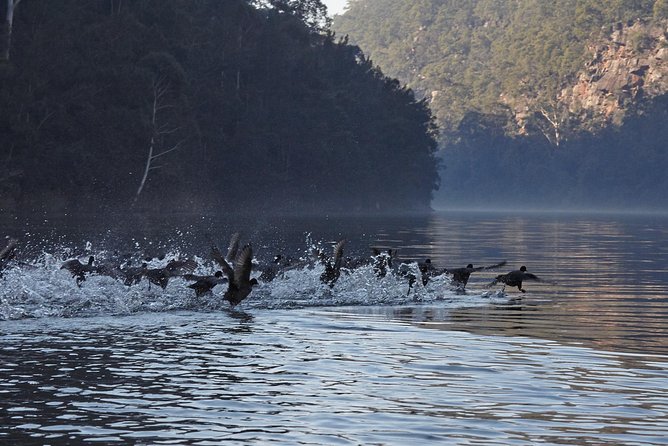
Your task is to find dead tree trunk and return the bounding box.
[134,76,183,203]
[2,0,22,62]
[538,107,562,147]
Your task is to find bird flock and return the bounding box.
[1,233,545,307]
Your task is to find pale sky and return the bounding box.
[322,0,348,16]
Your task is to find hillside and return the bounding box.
[335,0,668,143]
[0,0,439,214]
[335,0,668,210]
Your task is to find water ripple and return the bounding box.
[2,312,668,445]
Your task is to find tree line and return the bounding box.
[0,0,440,215]
[335,0,667,139]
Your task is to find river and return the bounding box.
[1,211,667,444]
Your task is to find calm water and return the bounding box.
[1,211,668,444]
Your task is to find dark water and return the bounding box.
[1,211,668,444]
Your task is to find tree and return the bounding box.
[653,0,668,18]
[334,0,661,144]
[2,0,22,61]
[0,0,440,213]
[134,52,189,204]
[257,0,331,31]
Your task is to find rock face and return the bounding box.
[499,19,668,141]
[563,19,668,127]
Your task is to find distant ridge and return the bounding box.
[334,0,668,143]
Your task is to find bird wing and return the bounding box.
[94,263,123,279]
[473,260,507,272]
[165,258,198,276]
[235,244,254,284]
[523,272,542,282]
[211,245,234,281]
[60,259,81,272]
[309,246,326,265]
[1,237,18,262]
[226,232,241,262]
[332,239,346,269]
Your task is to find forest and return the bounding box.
[0,0,440,215]
[336,0,668,137]
[336,0,668,210]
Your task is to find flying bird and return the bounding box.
[61,256,95,286]
[213,243,259,306]
[145,258,198,290]
[445,261,507,290]
[371,247,398,278]
[489,265,543,293]
[185,271,228,297]
[418,258,440,286]
[319,239,346,288]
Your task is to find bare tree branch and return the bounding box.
[152,140,185,159]
[134,77,185,203]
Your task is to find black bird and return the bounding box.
[418,258,440,286]
[224,232,241,263]
[0,237,17,276]
[213,243,259,307]
[445,261,507,290]
[164,258,199,277]
[145,267,170,289]
[371,247,397,278]
[259,254,285,283]
[397,261,418,295]
[319,239,346,288]
[92,262,123,281]
[61,256,95,286]
[185,271,227,297]
[92,253,131,281]
[122,262,148,286]
[489,266,542,293]
[144,258,198,290]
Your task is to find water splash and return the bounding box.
[1,244,508,321]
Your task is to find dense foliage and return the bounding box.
[335,0,665,136]
[0,0,439,214]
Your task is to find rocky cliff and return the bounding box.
[564,19,668,129]
[500,19,668,143]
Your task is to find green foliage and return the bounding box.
[629,29,654,51]
[334,0,658,140]
[654,0,668,18]
[260,0,332,31]
[0,0,439,213]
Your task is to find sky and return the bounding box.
[322,0,348,16]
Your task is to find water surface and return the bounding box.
[1,211,668,444]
